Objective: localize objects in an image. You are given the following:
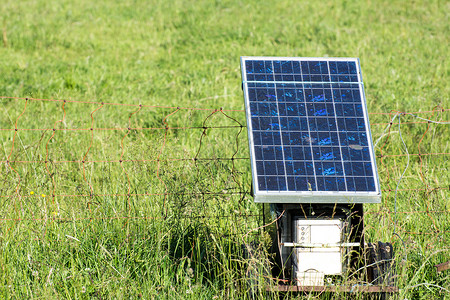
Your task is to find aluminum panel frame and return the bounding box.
[241,56,381,203]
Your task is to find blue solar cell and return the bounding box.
[273,61,281,73]
[291,162,306,175]
[324,177,338,191]
[351,162,365,176]
[266,176,278,190]
[367,178,376,191]
[261,147,276,160]
[281,61,294,73]
[264,161,277,175]
[242,57,380,203]
[346,177,356,191]
[354,177,368,191]
[256,161,265,175]
[282,131,302,145]
[258,176,266,190]
[364,162,373,176]
[287,177,296,190]
[301,61,310,75]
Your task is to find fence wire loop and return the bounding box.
[0,96,448,242]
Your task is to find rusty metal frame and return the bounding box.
[269,285,398,293]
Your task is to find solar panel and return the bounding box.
[241,57,381,203]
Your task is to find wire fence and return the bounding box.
[0,96,449,246]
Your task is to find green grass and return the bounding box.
[0,0,449,298]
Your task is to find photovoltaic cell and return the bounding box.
[241,57,381,203]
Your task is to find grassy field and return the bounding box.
[0,0,449,298]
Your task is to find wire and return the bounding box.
[393,115,410,236]
[374,114,398,148]
[403,113,450,124]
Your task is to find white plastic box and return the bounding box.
[292,219,344,285]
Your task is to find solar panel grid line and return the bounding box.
[241,56,381,203]
[327,60,349,192]
[300,61,319,192]
[271,60,289,192]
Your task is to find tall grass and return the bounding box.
[0,0,449,298]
